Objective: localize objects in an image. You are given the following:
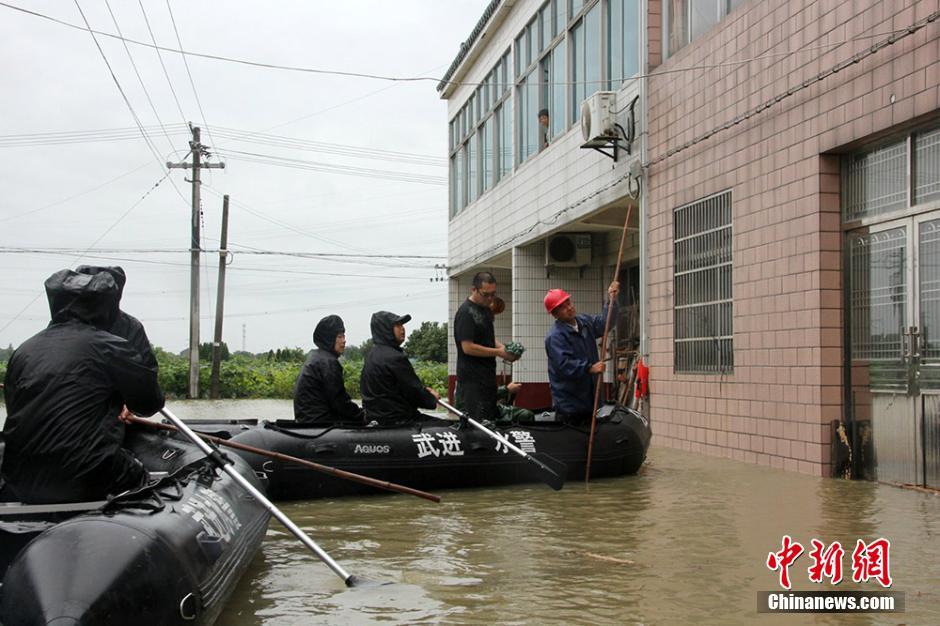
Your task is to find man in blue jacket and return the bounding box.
[543,281,619,424]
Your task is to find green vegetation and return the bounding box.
[156,347,447,400]
[1,324,450,403]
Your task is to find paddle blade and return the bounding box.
[527,452,568,491]
[345,575,392,588]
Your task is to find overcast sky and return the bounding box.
[0,0,488,352]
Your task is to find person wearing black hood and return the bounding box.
[1,269,165,504]
[360,311,439,425]
[293,315,364,424]
[76,264,157,369]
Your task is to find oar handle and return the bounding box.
[128,416,441,504]
[437,399,528,458]
[157,408,357,586]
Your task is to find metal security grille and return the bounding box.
[674,191,733,373]
[842,141,907,221]
[915,128,940,205]
[848,227,908,392]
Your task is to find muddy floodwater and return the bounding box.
[4,400,940,624]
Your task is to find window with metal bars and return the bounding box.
[674,190,733,373]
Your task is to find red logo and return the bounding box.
[767,536,892,589]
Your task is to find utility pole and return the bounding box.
[210,195,230,399]
[167,126,224,399]
[242,323,246,352]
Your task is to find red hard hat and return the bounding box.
[544,288,571,313]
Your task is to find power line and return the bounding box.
[71,0,166,170]
[102,0,179,158]
[0,171,171,335]
[137,0,188,124]
[165,0,219,158]
[223,149,447,186]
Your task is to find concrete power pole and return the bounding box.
[167,126,224,399]
[209,195,230,399]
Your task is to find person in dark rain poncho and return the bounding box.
[293,314,365,425]
[75,264,157,369]
[359,311,439,425]
[0,269,165,504]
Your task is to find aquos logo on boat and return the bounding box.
[353,443,391,454]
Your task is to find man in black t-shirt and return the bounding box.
[453,272,516,422]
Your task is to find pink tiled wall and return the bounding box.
[645,0,939,476]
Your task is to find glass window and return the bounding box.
[555,0,566,32]
[584,3,601,99]
[689,0,720,40]
[515,33,525,77]
[540,3,552,48]
[608,0,640,88]
[455,146,466,213]
[915,128,940,205]
[482,116,494,192]
[449,155,458,217]
[674,191,734,374]
[498,102,513,179]
[528,20,538,65]
[842,141,907,221]
[667,0,739,58]
[571,20,583,126]
[517,72,539,163]
[467,135,478,205]
[570,0,584,17]
[551,40,566,138]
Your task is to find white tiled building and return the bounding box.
[440,0,940,485]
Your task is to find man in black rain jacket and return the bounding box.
[76,264,157,369]
[1,269,165,504]
[293,314,364,424]
[360,311,439,425]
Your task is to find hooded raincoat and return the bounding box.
[76,265,157,369]
[360,311,437,424]
[1,269,165,503]
[293,315,364,424]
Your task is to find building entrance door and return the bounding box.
[848,214,940,487]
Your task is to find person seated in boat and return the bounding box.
[543,281,619,425]
[293,314,365,425]
[1,269,165,504]
[360,311,439,425]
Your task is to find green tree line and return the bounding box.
[2,323,449,401]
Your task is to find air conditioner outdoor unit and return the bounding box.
[546,233,592,267]
[580,91,618,146]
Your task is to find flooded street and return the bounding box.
[3,400,939,623]
[156,401,940,625]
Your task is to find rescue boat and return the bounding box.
[0,426,270,626]
[197,403,651,501]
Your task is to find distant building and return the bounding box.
[439,0,940,486]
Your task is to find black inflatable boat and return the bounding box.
[196,404,651,501]
[0,426,270,626]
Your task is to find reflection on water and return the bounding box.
[198,401,940,626]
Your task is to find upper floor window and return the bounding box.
[665,0,744,58]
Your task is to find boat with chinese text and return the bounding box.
[195,403,651,501]
[0,425,270,626]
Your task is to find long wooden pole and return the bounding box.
[585,202,635,483]
[127,415,441,503]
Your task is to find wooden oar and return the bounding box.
[586,201,635,483]
[156,407,369,587]
[437,399,567,491]
[127,415,441,504]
